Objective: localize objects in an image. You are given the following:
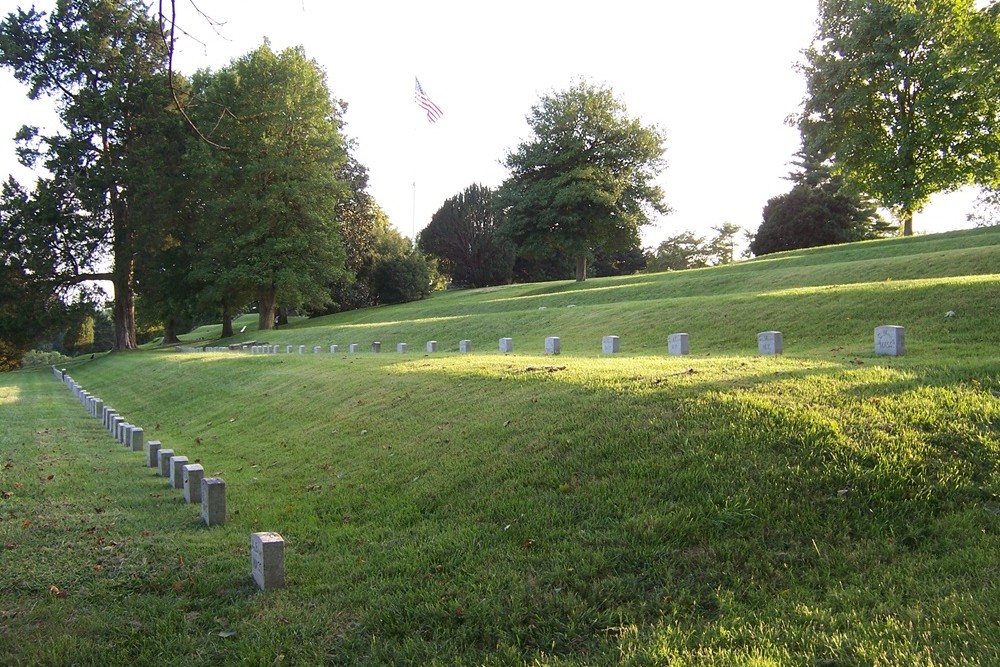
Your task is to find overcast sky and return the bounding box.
[0,0,981,250]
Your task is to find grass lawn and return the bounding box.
[2,227,1000,665]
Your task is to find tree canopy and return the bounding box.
[418,183,515,288]
[797,0,1000,235]
[188,44,348,331]
[0,0,174,350]
[496,80,669,281]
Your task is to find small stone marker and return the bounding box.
[170,455,189,489]
[459,340,472,353]
[298,345,305,354]
[397,343,408,353]
[93,399,104,418]
[157,449,175,477]
[371,341,381,353]
[182,464,204,503]
[349,343,359,353]
[201,477,226,526]
[426,341,437,353]
[146,441,161,467]
[602,336,620,354]
[130,427,144,453]
[499,337,514,354]
[668,333,690,356]
[286,345,293,354]
[250,532,285,590]
[758,331,783,355]
[314,346,321,353]
[875,325,905,356]
[545,336,561,355]
[330,344,339,353]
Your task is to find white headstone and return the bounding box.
[250,532,285,590]
[146,441,161,468]
[201,477,226,526]
[499,337,514,354]
[182,464,204,503]
[874,325,905,356]
[170,455,189,489]
[157,449,175,477]
[397,343,408,353]
[286,345,293,354]
[330,344,339,354]
[298,345,305,354]
[758,331,783,355]
[371,342,381,353]
[426,341,437,353]
[602,335,620,354]
[544,337,561,355]
[459,340,472,353]
[349,343,359,353]
[130,427,144,453]
[668,333,690,356]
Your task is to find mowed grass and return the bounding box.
[2,227,1000,665]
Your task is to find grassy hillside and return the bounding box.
[3,227,1000,665]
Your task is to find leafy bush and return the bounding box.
[20,349,73,369]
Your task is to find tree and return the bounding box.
[797,0,1000,235]
[419,184,515,287]
[0,259,65,370]
[645,232,711,272]
[750,183,889,256]
[371,251,433,305]
[189,44,348,330]
[0,0,175,350]
[707,223,742,266]
[496,80,669,281]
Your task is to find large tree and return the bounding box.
[0,0,174,350]
[419,183,514,287]
[496,80,669,281]
[189,44,348,330]
[797,0,1000,236]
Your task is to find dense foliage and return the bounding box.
[496,80,669,281]
[419,184,515,287]
[797,0,1000,235]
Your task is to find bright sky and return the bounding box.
[0,0,981,251]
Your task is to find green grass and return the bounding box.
[3,227,1000,665]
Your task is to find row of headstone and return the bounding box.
[53,368,284,590]
[52,367,227,528]
[182,327,908,359]
[502,327,906,357]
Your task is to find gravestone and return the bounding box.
[201,478,226,526]
[545,337,561,355]
[499,337,514,354]
[349,343,359,353]
[146,441,161,468]
[286,345,293,354]
[170,455,189,489]
[182,464,204,503]
[459,340,472,353]
[130,427,144,453]
[668,333,690,356]
[426,341,437,353]
[397,343,408,353]
[118,422,130,445]
[250,532,285,590]
[371,342,381,353]
[330,344,339,354]
[93,399,103,419]
[298,345,305,354]
[758,331,783,355]
[157,449,175,477]
[875,325,905,356]
[602,336,620,354]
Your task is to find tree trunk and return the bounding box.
[276,306,289,326]
[574,256,587,282]
[221,298,234,339]
[161,317,181,345]
[112,252,138,351]
[257,285,277,331]
[901,209,914,236]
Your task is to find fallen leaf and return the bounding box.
[5,543,17,550]
[173,582,184,592]
[49,585,67,598]
[216,628,237,638]
[1,491,13,499]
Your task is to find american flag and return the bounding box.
[414,77,444,124]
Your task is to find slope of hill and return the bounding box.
[2,227,1000,665]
